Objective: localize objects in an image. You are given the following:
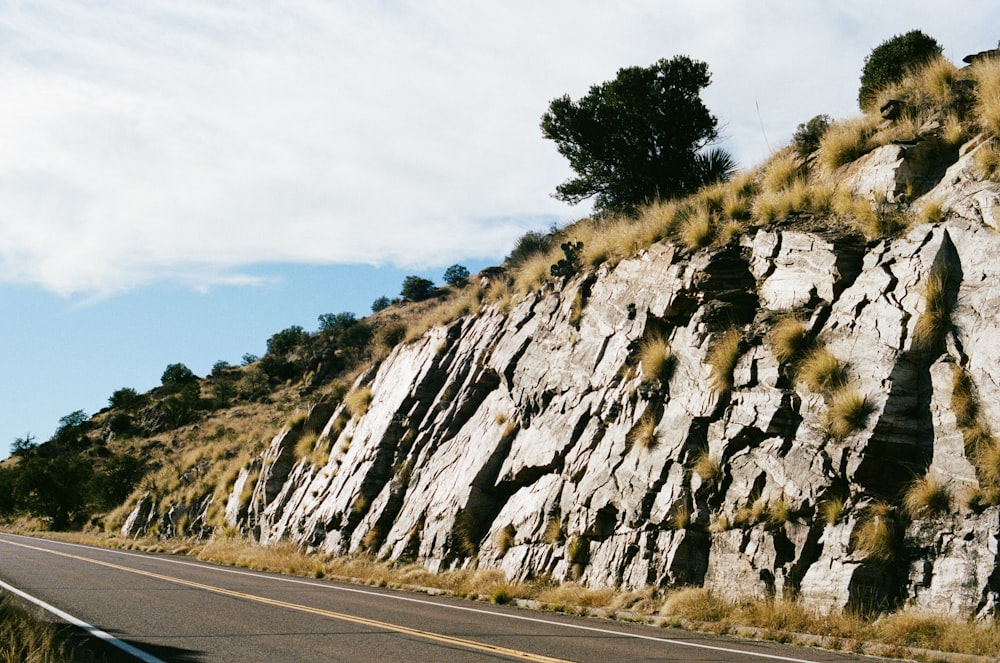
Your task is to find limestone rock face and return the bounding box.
[226,133,1000,620]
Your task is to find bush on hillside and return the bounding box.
[858,30,942,110]
[793,114,832,158]
[505,230,553,268]
[400,276,436,302]
[443,264,470,287]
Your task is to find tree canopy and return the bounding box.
[541,55,723,214]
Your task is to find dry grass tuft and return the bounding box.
[972,56,1000,134]
[818,116,877,172]
[0,596,95,663]
[627,412,659,450]
[911,264,955,354]
[853,501,897,562]
[797,347,848,395]
[638,335,674,384]
[760,151,803,193]
[826,388,874,440]
[902,475,951,518]
[345,386,373,418]
[495,524,516,556]
[680,208,714,250]
[691,451,721,486]
[819,497,845,525]
[975,140,1000,181]
[918,200,945,224]
[768,318,811,365]
[660,587,730,622]
[669,502,691,530]
[706,329,742,393]
[951,365,980,429]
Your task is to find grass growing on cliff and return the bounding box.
[345,386,373,418]
[638,335,674,384]
[768,318,811,365]
[975,139,1000,181]
[797,347,848,395]
[706,329,742,393]
[911,263,956,354]
[627,412,660,450]
[852,501,897,562]
[902,475,951,518]
[972,56,1000,134]
[826,388,874,440]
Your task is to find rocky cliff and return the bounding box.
[124,131,1000,620]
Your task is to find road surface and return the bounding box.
[0,532,887,662]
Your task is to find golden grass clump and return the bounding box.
[975,139,1000,181]
[819,496,845,525]
[627,411,659,450]
[818,116,877,172]
[669,502,690,530]
[767,498,793,526]
[902,475,951,518]
[0,596,96,663]
[918,200,945,224]
[951,365,979,429]
[691,451,721,486]
[680,208,714,250]
[797,347,848,395]
[826,387,874,440]
[760,151,803,193]
[971,55,1000,134]
[634,199,682,241]
[706,329,742,393]
[638,335,674,384]
[768,318,811,365]
[911,264,954,354]
[660,587,730,622]
[344,386,373,418]
[852,501,897,562]
[495,524,516,556]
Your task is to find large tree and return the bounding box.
[541,55,721,214]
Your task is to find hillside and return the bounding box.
[7,52,1000,626]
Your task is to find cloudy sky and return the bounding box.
[2,1,997,456]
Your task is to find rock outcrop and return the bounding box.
[123,131,1000,620]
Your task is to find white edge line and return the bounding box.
[3,533,826,663]
[0,576,168,663]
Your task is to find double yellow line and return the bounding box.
[1,538,570,663]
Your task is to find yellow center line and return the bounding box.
[0,538,571,663]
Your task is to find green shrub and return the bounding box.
[550,241,584,279]
[443,264,470,287]
[505,230,553,267]
[793,114,832,158]
[858,30,942,110]
[401,275,436,302]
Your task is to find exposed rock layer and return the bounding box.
[125,134,1000,619]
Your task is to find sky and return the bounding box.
[1,1,998,458]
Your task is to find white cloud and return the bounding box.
[1,0,997,296]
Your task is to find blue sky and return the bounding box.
[2,1,998,457]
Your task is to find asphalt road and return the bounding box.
[0,532,887,662]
